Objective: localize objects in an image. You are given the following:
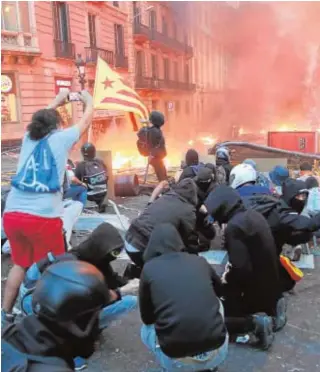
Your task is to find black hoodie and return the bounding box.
[2,314,96,371]
[205,186,281,309]
[72,222,126,289]
[126,179,198,252]
[281,178,308,214]
[241,179,320,255]
[139,224,226,358]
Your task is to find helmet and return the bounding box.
[216,146,230,161]
[229,163,257,189]
[81,142,96,160]
[149,111,165,127]
[32,261,108,338]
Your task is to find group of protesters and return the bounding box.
[1,92,320,372]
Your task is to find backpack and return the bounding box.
[304,187,320,217]
[11,135,60,193]
[136,127,151,157]
[2,338,69,372]
[243,194,281,229]
[83,159,108,197]
[216,165,227,185]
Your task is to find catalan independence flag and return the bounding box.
[93,56,149,131]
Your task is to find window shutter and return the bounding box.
[52,2,60,40]
[66,3,71,41]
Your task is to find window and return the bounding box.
[113,1,119,7]
[1,1,30,32]
[133,2,141,24]
[114,24,124,55]
[151,55,157,78]
[174,61,178,81]
[163,58,170,80]
[136,50,144,76]
[162,16,168,36]
[149,10,157,30]
[1,73,18,123]
[53,2,70,42]
[88,14,96,47]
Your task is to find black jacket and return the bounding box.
[241,184,320,255]
[205,186,281,308]
[2,316,80,372]
[139,224,226,358]
[148,126,166,158]
[126,179,198,252]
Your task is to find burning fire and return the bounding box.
[112,151,178,171]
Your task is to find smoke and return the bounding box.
[211,1,320,136]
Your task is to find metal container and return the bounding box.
[268,131,317,153]
[114,174,140,197]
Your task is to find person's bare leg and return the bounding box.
[3,265,26,313]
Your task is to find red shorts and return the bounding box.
[3,212,65,268]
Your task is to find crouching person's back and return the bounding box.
[139,223,228,372]
[2,261,108,372]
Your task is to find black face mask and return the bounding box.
[290,198,306,214]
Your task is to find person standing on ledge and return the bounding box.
[137,111,167,182]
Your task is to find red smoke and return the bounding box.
[214,2,320,138]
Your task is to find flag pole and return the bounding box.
[143,157,150,184]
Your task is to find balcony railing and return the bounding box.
[135,75,196,91]
[151,29,193,55]
[133,22,151,39]
[115,53,128,69]
[85,46,114,65]
[54,39,75,59]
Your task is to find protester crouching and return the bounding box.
[242,159,272,189]
[268,165,289,196]
[205,186,286,350]
[2,261,108,372]
[18,222,137,371]
[124,178,198,279]
[229,163,272,197]
[75,143,108,213]
[63,161,88,206]
[238,174,320,292]
[2,90,93,328]
[139,224,228,372]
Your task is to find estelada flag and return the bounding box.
[93,56,149,131]
[280,255,304,282]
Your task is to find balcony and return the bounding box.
[133,22,193,57]
[85,46,114,65]
[133,22,151,43]
[151,29,193,57]
[54,40,75,60]
[115,53,128,69]
[135,75,196,91]
[1,30,41,63]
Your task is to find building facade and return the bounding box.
[1,1,230,147]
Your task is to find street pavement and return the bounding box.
[2,193,320,372]
[1,154,320,372]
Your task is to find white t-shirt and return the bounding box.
[5,126,80,218]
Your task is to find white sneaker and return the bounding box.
[2,240,11,254]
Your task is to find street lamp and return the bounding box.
[75,53,86,90]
